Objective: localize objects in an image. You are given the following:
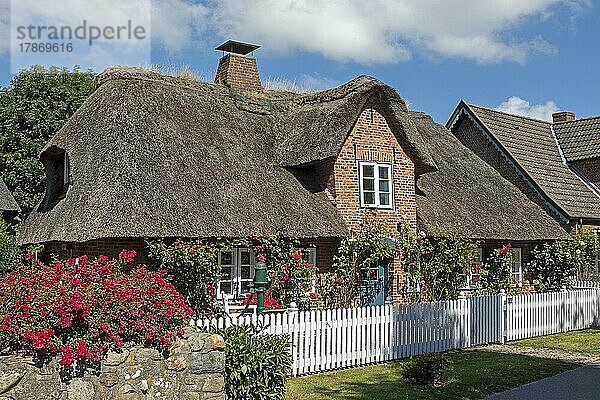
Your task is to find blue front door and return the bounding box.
[360,259,389,306]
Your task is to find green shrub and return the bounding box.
[147,239,221,317]
[217,324,292,400]
[401,352,449,385]
[477,244,517,294]
[528,233,594,292]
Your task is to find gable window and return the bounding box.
[358,162,393,209]
[510,247,522,283]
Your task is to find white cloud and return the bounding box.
[0,0,591,67]
[496,96,559,121]
[151,0,208,53]
[208,0,588,64]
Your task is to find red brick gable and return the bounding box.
[326,106,416,233]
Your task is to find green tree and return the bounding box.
[0,65,95,215]
[0,219,20,273]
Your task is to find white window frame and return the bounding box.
[358,161,393,210]
[217,248,256,299]
[510,247,522,283]
[217,248,318,298]
[300,247,317,293]
[63,153,70,186]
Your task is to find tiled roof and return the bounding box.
[454,103,600,220]
[553,117,600,162]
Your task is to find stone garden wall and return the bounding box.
[0,330,225,400]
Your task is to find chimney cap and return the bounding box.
[552,111,576,124]
[215,40,260,55]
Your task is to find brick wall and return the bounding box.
[573,158,600,189]
[453,117,571,229]
[328,106,416,301]
[214,53,262,92]
[299,237,340,274]
[44,238,149,265]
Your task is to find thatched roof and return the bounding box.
[0,179,19,214]
[273,76,436,175]
[19,68,436,244]
[412,112,568,240]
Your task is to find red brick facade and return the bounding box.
[329,106,416,232]
[214,53,262,92]
[573,158,600,189]
[323,106,417,301]
[44,238,150,265]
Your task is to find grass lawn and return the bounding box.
[285,351,576,400]
[512,328,600,355]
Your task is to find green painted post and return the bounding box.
[254,261,267,314]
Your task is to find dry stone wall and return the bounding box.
[0,331,224,400]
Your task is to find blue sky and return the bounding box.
[1,0,599,124]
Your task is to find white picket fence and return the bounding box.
[196,289,600,376]
[573,280,600,289]
[505,289,600,341]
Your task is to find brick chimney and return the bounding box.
[552,111,576,124]
[214,40,262,92]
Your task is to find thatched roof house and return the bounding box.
[19,44,568,301]
[0,179,19,222]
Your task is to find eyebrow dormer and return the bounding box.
[40,146,70,211]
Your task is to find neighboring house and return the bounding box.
[0,179,20,223]
[19,41,566,303]
[447,102,600,233]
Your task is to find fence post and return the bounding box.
[499,289,507,344]
[458,291,469,348]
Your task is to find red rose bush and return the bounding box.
[0,251,194,371]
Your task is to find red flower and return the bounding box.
[70,278,82,287]
[60,351,75,366]
[310,292,318,300]
[77,340,88,359]
[292,253,302,260]
[257,255,266,262]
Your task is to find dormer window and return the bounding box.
[359,161,393,209]
[40,147,70,209]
